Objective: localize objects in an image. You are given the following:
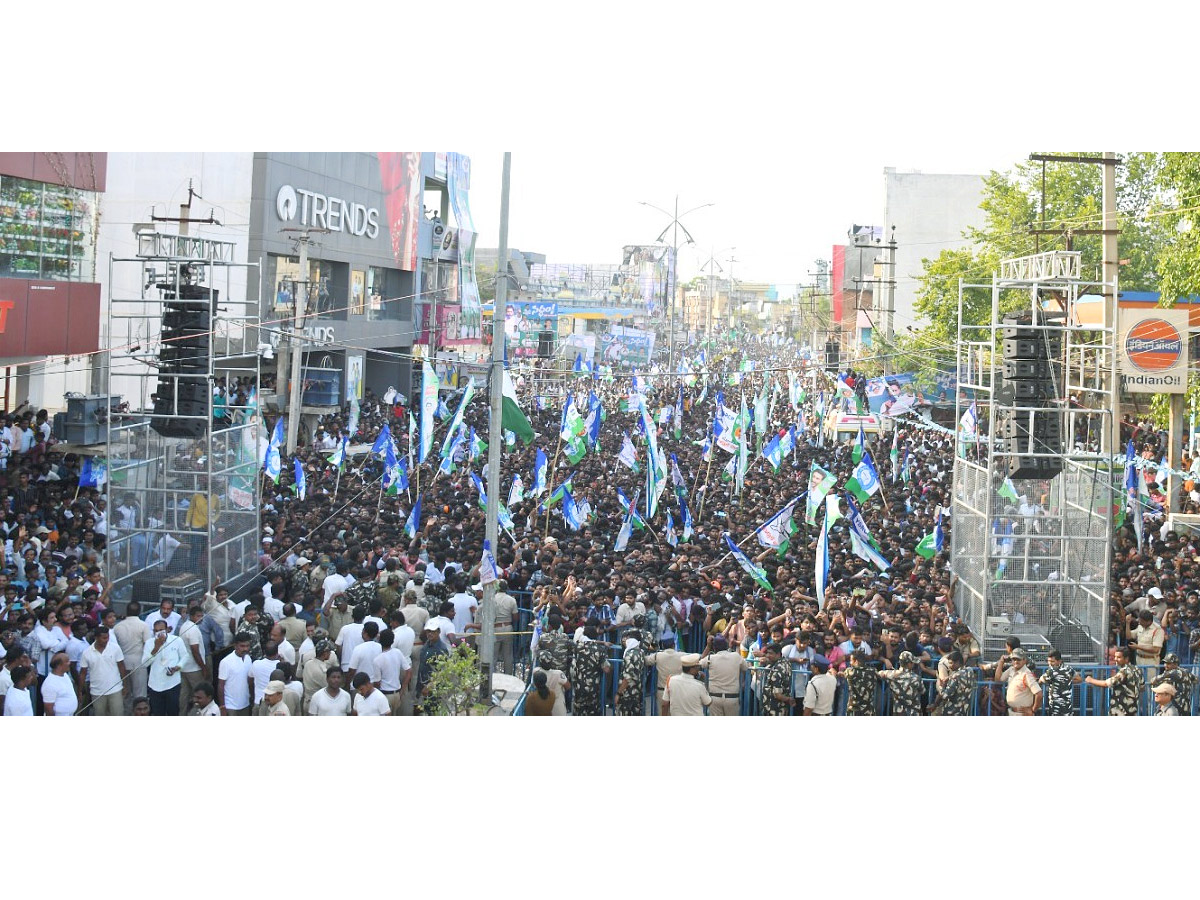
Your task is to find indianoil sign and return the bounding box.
[1119,308,1189,394]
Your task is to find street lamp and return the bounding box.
[638,197,713,368]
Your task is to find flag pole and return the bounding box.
[543,433,564,539]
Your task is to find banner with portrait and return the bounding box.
[378,152,422,272]
[447,152,481,342]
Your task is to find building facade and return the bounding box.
[881,167,986,332]
[0,152,105,409]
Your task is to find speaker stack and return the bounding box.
[996,312,1063,480]
[150,284,216,439]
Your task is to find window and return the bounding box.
[0,176,99,281]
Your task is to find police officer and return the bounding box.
[698,635,747,716]
[1150,653,1196,715]
[663,653,711,716]
[1038,649,1082,716]
[933,651,975,716]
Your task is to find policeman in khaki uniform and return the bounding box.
[698,635,746,716]
[645,644,684,715]
[663,653,711,716]
[994,647,1041,716]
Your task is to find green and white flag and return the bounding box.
[756,493,803,557]
[501,370,535,445]
[439,377,475,459]
[999,477,1020,503]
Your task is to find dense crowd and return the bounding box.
[0,334,1194,716]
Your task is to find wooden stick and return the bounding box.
[543,431,564,540]
[696,446,716,522]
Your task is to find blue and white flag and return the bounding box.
[479,539,500,585]
[293,458,307,501]
[405,493,422,539]
[371,423,393,457]
[614,488,639,552]
[562,486,585,531]
[762,431,783,471]
[665,511,678,548]
[725,533,773,593]
[533,448,548,497]
[846,452,881,502]
[934,510,944,553]
[617,431,640,473]
[79,456,108,489]
[347,396,360,438]
[327,435,349,471]
[959,400,978,439]
[755,493,803,554]
[845,494,890,572]
[508,473,525,507]
[815,506,830,608]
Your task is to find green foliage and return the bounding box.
[425,645,484,716]
[476,261,498,304]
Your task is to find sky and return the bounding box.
[461,146,1029,291]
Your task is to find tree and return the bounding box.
[424,645,485,715]
[476,260,498,304]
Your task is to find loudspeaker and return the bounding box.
[1007,455,1062,480]
[825,341,840,370]
[151,285,215,439]
[997,312,1064,479]
[538,330,554,358]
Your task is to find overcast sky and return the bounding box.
[461,145,1028,291]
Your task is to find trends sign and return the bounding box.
[1119,308,1189,394]
[276,184,379,239]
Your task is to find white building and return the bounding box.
[881,167,987,334]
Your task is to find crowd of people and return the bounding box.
[0,333,1195,716]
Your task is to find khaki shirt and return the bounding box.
[664,672,711,716]
[1002,665,1041,709]
[1130,622,1165,666]
[698,651,747,694]
[401,604,430,634]
[646,649,684,693]
[492,592,518,630]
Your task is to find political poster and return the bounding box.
[601,326,655,367]
[504,302,558,358]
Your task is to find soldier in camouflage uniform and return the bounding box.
[761,643,794,716]
[289,560,312,605]
[935,652,974,716]
[844,649,879,715]
[342,574,376,612]
[571,623,612,716]
[236,605,273,661]
[1150,653,1197,715]
[617,630,647,716]
[879,650,923,715]
[535,614,575,678]
[1084,646,1144,716]
[1038,649,1082,716]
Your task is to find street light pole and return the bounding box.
[638,198,713,371]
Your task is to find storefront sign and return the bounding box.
[1119,308,1189,394]
[275,184,379,238]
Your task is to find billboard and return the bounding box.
[378,152,422,271]
[600,326,655,367]
[504,301,557,358]
[447,152,481,341]
[1119,308,1189,394]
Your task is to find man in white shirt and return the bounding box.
[78,626,127,716]
[188,682,221,715]
[177,605,209,714]
[41,652,79,716]
[217,634,254,715]
[335,609,366,672]
[387,609,416,660]
[3,666,35,716]
[308,666,352,716]
[426,603,457,651]
[251,641,285,705]
[348,622,383,682]
[369,629,411,715]
[142,620,187,716]
[321,562,351,610]
[351,671,390,715]
[202,585,236,645]
[143,599,182,638]
[262,571,287,621]
[449,581,477,635]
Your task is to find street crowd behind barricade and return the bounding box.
[1,331,1195,716]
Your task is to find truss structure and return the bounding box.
[104,232,262,607]
[950,252,1116,664]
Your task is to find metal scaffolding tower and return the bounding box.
[104,230,262,609]
[951,251,1115,664]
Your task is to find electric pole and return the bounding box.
[638,197,713,369]
[480,152,511,697]
[281,228,330,454]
